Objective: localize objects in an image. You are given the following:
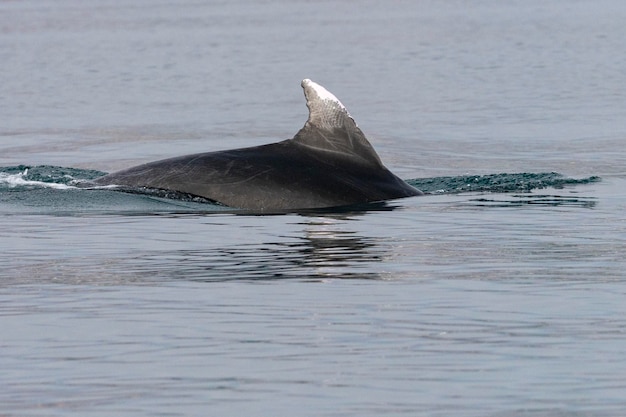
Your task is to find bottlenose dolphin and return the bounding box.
[94,79,422,211]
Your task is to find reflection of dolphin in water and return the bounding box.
[94,79,422,211]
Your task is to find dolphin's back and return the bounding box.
[93,79,422,211]
[95,139,418,210]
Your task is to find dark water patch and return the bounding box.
[468,194,598,209]
[407,172,601,194]
[135,232,387,283]
[0,188,232,216]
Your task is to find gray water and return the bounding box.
[2,0,626,416]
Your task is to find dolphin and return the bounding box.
[93,79,422,211]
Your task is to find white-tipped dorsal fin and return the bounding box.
[294,79,383,168]
[301,78,356,131]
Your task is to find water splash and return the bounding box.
[0,165,106,190]
[0,167,73,190]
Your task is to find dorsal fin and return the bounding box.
[292,79,384,168]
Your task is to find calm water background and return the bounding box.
[1,0,626,416]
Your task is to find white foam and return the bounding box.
[0,169,74,190]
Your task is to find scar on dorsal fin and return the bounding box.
[293,79,384,168]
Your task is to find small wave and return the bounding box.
[0,165,107,191]
[407,172,601,194]
[0,168,75,190]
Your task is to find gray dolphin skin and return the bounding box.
[93,79,422,211]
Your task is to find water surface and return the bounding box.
[1,0,625,416]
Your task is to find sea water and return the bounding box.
[1,0,625,416]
